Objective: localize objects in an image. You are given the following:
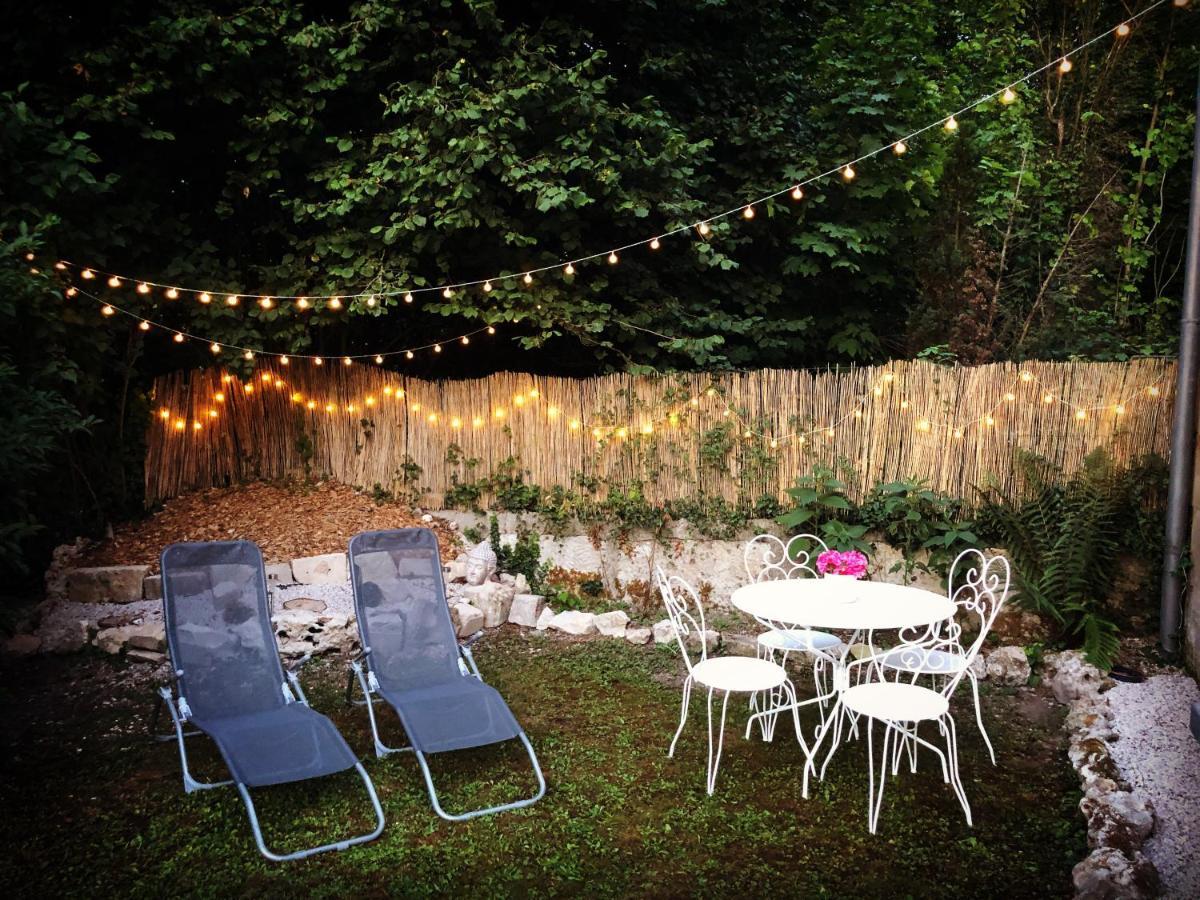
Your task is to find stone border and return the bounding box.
[1041,651,1160,899]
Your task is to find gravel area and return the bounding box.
[272,582,355,616]
[1106,674,1200,899]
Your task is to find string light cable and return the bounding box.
[42,0,1179,310]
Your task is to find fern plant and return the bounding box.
[977,449,1163,670]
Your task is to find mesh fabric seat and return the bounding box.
[158,540,383,860]
[348,528,544,820]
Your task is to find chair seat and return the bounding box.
[841,681,949,722]
[378,676,523,754]
[878,647,966,675]
[692,656,788,693]
[191,703,359,788]
[757,628,842,653]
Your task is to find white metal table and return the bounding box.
[731,577,955,784]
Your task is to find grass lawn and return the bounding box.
[0,632,1084,897]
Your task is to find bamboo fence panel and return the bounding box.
[146,359,1177,509]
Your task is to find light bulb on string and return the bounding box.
[138,320,151,331]
[1114,404,1126,416]
[306,400,316,410]
[487,326,496,335]
[984,415,996,427]
[210,342,221,354]
[54,261,66,271]
[159,409,170,420]
[1115,22,1131,37]
[1001,87,1017,105]
[329,297,342,310]
[260,297,273,309]
[313,357,323,366]
[892,141,907,155]
[742,206,755,220]
[296,297,309,310]
[404,292,414,303]
[174,419,185,432]
[374,354,383,364]
[280,356,289,366]
[483,281,493,293]
[137,282,151,295]
[166,287,179,299]
[1043,393,1055,404]
[608,251,619,264]
[443,287,453,298]
[461,336,469,345]
[1003,392,1016,402]
[342,357,352,366]
[1058,57,1073,74]
[841,165,856,181]
[107,276,121,288]
[944,115,958,132]
[406,351,414,360]
[199,292,212,304]
[366,295,377,308]
[433,344,442,353]
[791,186,804,201]
[564,263,575,276]
[1147,385,1160,397]
[226,295,239,307]
[473,416,484,428]
[65,287,77,298]
[698,222,711,236]
[1020,370,1033,382]
[650,237,661,250]
[82,268,95,279]
[953,427,964,439]
[101,305,115,316]
[1075,409,1087,421]
[243,350,253,361]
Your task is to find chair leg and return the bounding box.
[705,687,731,795]
[781,680,814,800]
[350,662,413,758]
[865,718,893,835]
[967,670,996,765]
[413,733,547,822]
[943,714,973,826]
[157,687,233,793]
[669,675,694,758]
[236,762,386,861]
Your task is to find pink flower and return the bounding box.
[817,549,868,579]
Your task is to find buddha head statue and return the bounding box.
[464,540,498,586]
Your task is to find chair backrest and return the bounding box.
[348,528,461,693]
[743,533,828,583]
[933,549,1010,696]
[654,566,708,675]
[161,541,288,720]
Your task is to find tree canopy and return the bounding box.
[0,0,1196,581]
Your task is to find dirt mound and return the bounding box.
[78,481,462,571]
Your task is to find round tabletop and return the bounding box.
[731,578,955,631]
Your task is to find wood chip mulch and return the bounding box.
[77,481,462,572]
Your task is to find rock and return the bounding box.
[985,645,1031,686]
[593,610,630,638]
[445,559,468,583]
[548,610,598,636]
[625,625,652,645]
[1069,737,1124,789]
[66,566,150,604]
[127,649,167,665]
[282,596,327,613]
[535,606,555,631]
[1072,847,1159,899]
[722,633,760,658]
[1080,789,1155,854]
[98,613,139,629]
[1045,650,1111,705]
[421,514,433,523]
[968,653,988,680]
[686,629,720,654]
[43,539,89,602]
[499,573,516,586]
[462,582,516,628]
[2,634,42,657]
[1066,697,1115,741]
[273,609,352,656]
[989,603,1049,645]
[264,563,295,587]
[652,618,676,644]
[450,603,484,638]
[38,621,88,655]
[95,620,165,655]
[290,553,348,585]
[143,575,163,601]
[513,573,530,594]
[508,593,547,628]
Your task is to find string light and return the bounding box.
[329,297,342,310]
[433,344,442,353]
[1076,409,1087,421]
[461,336,469,345]
[698,222,711,236]
[259,297,273,309]
[374,354,384,364]
[791,186,804,201]
[608,251,619,264]
[366,295,377,308]
[742,206,755,220]
[297,297,309,310]
[342,356,352,366]
[1058,57,1073,74]
[892,141,907,155]
[1116,22,1131,37]
[166,287,179,299]
[524,273,534,285]
[564,263,576,276]
[314,357,323,366]
[81,269,95,279]
[944,115,958,132]
[406,351,414,360]
[1001,87,1017,104]
[137,282,151,294]
[107,276,121,288]
[443,287,454,298]
[139,320,151,331]
[65,287,78,297]
[841,165,855,181]
[1114,403,1126,416]
[1148,386,1160,397]
[404,292,414,303]
[226,295,239,307]
[280,355,290,365]
[483,281,493,293]
[199,292,212,304]
[650,238,661,250]
[101,305,115,316]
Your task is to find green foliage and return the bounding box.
[776,464,870,552]
[977,450,1167,669]
[488,515,548,593]
[860,478,978,575]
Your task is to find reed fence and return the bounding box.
[146,358,1177,509]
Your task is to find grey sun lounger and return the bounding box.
[155,540,384,861]
[346,528,546,821]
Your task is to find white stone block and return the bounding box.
[290,553,348,585]
[548,610,597,636]
[625,626,652,645]
[265,563,295,586]
[652,619,676,644]
[508,593,547,628]
[593,610,630,638]
[451,603,485,638]
[66,566,150,604]
[535,606,555,631]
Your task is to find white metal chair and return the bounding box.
[743,534,843,713]
[876,548,1010,764]
[655,566,814,796]
[824,551,1010,833]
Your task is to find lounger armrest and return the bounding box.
[460,632,484,649]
